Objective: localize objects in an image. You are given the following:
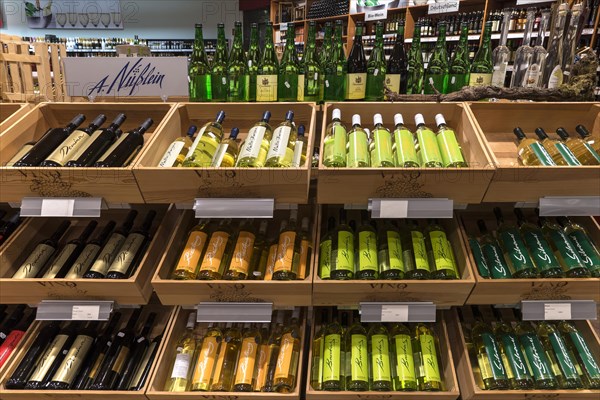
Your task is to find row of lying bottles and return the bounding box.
[322,109,467,168]
[5,307,165,391]
[171,210,311,281]
[514,125,600,166]
[10,210,157,279]
[319,209,459,281]
[164,309,302,393]
[310,308,445,392]
[0,306,35,368]
[460,306,600,390]
[6,114,153,168]
[467,208,600,279]
[0,210,23,246]
[157,111,308,168]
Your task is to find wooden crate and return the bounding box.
[305,309,460,399]
[458,206,600,305]
[316,102,495,205]
[151,205,317,307]
[312,205,476,307]
[0,102,175,204]
[0,205,180,305]
[0,305,176,400]
[0,103,31,134]
[134,102,317,204]
[146,306,305,400]
[465,102,600,203]
[445,308,600,400]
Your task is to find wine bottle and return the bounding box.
[157,125,197,168]
[435,114,467,167]
[164,312,197,391]
[476,220,511,279]
[330,209,355,280]
[0,313,35,368]
[323,109,347,168]
[66,114,127,167]
[368,322,392,391]
[414,114,443,168]
[91,308,142,390]
[171,219,210,280]
[536,321,583,389]
[0,304,9,325]
[354,211,378,280]
[129,332,163,391]
[470,307,510,389]
[344,312,368,391]
[386,21,408,96]
[534,127,581,166]
[264,229,281,281]
[407,23,424,95]
[272,210,301,280]
[346,22,367,100]
[189,24,211,102]
[197,219,233,280]
[301,21,322,102]
[211,323,242,391]
[469,21,493,86]
[322,314,343,390]
[297,216,311,280]
[106,210,156,279]
[190,323,222,391]
[261,313,284,391]
[323,20,347,101]
[233,323,261,391]
[273,309,301,392]
[448,22,470,93]
[0,306,26,346]
[366,21,386,101]
[224,219,256,280]
[183,111,226,167]
[63,221,115,279]
[83,210,138,279]
[12,220,70,279]
[556,127,600,166]
[247,23,260,102]
[378,220,405,280]
[575,125,600,163]
[524,9,550,88]
[514,318,558,389]
[539,215,590,278]
[557,216,600,277]
[265,111,297,167]
[346,114,370,167]
[413,323,443,391]
[6,141,37,167]
[370,114,394,168]
[510,9,536,88]
[319,217,336,280]
[392,114,419,167]
[319,22,333,70]
[237,111,273,168]
[493,207,537,278]
[0,212,22,245]
[491,10,511,87]
[116,312,157,390]
[40,114,107,167]
[278,22,300,102]
[556,320,600,389]
[543,2,569,88]
[513,127,556,166]
[424,22,449,94]
[403,220,431,279]
[41,220,98,278]
[94,118,153,167]
[248,221,269,280]
[211,23,229,102]
[256,23,278,102]
[310,310,327,391]
[425,219,458,279]
[390,321,417,391]
[212,128,239,167]
[14,114,86,167]
[292,125,308,168]
[227,21,249,102]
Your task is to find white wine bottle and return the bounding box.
[165,312,197,392]
[237,111,273,167]
[266,111,297,167]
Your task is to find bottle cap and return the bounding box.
[373,113,383,126]
[434,114,446,127]
[394,113,404,126]
[187,125,198,137]
[71,114,86,126]
[575,125,590,138]
[298,125,305,137]
[235,21,242,27]
[477,219,488,234]
[195,23,202,28]
[262,110,271,122]
[285,110,294,121]
[113,113,127,126]
[91,114,107,127]
[414,113,425,127]
[230,127,239,139]
[140,118,154,132]
[218,23,225,28]
[534,127,548,140]
[332,109,341,121]
[513,127,526,140]
[556,127,570,140]
[352,114,361,127]
[216,110,226,124]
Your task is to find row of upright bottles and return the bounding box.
[322,109,467,168]
[157,110,308,168]
[466,208,600,279]
[5,307,165,391]
[170,210,311,281]
[0,306,35,368]
[6,114,153,168]
[9,210,158,280]
[311,307,445,392]
[319,209,460,281]
[460,306,600,390]
[164,309,302,393]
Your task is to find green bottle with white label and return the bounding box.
[347,114,370,168]
[471,307,510,390]
[434,114,467,167]
[378,220,404,280]
[414,114,443,168]
[319,217,336,280]
[278,23,300,102]
[322,315,343,390]
[403,220,431,280]
[355,211,378,280]
[467,235,491,278]
[514,319,558,390]
[477,220,512,279]
[556,320,600,389]
[370,114,394,168]
[330,209,355,280]
[392,114,419,167]
[345,312,369,391]
[534,128,581,166]
[368,323,392,391]
[323,108,347,167]
[413,323,443,391]
[536,321,583,389]
[513,127,557,166]
[557,216,600,277]
[494,208,538,279]
[539,216,591,278]
[424,219,458,280]
[390,322,417,391]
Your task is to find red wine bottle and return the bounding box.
[61,221,116,279]
[66,114,127,167]
[0,312,35,368]
[0,305,26,345]
[93,118,153,167]
[14,114,86,167]
[128,333,163,391]
[0,212,22,245]
[116,312,156,390]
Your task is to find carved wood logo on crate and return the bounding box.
[36,281,89,297]
[363,289,420,303]
[521,281,571,301]
[375,172,433,198]
[29,171,92,198]
[206,283,264,303]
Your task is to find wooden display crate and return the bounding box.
[134,102,317,204]
[305,309,460,399]
[0,102,175,204]
[0,103,32,134]
[312,205,476,307]
[465,102,600,203]
[317,102,495,205]
[151,205,317,307]
[445,307,600,400]
[146,306,305,400]
[0,304,176,400]
[458,206,600,305]
[0,205,180,305]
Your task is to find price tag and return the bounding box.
[21,197,103,217]
[381,305,409,322]
[428,1,459,15]
[280,23,288,31]
[41,199,75,217]
[72,305,101,320]
[365,8,388,22]
[544,303,572,320]
[379,200,408,219]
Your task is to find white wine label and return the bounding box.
[42,243,78,278]
[346,73,367,99]
[221,77,227,85]
[297,75,305,101]
[238,126,266,161]
[171,353,192,379]
[158,141,186,167]
[107,232,146,275]
[96,132,129,163]
[185,126,207,159]
[292,140,304,167]
[256,75,277,101]
[267,126,291,160]
[468,73,492,87]
[523,64,540,88]
[65,244,101,279]
[385,74,401,93]
[325,80,330,88]
[284,81,291,89]
[13,244,55,279]
[88,233,126,275]
[451,76,456,84]
[314,72,319,81]
[53,335,94,384]
[210,144,229,167]
[547,65,563,89]
[45,130,90,166]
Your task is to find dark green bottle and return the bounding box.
[346,22,367,101]
[471,307,510,390]
[386,21,408,95]
[467,234,491,278]
[557,216,600,277]
[477,220,512,279]
[447,22,470,93]
[247,23,260,102]
[514,209,562,278]
[539,216,591,278]
[556,320,600,389]
[319,22,333,69]
[256,22,279,102]
[355,211,378,280]
[227,21,249,102]
[365,21,386,101]
[189,24,212,102]
[469,21,493,86]
[514,318,558,389]
[324,20,347,101]
[211,23,229,102]
[494,208,538,279]
[536,321,583,389]
[277,22,300,102]
[301,21,322,102]
[407,23,424,95]
[424,22,448,94]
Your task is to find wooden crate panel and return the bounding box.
[0,103,31,133]
[0,102,175,204]
[465,102,600,203]
[134,102,317,204]
[317,102,495,205]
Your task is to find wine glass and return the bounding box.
[68,12,78,27]
[78,13,89,28]
[100,13,111,28]
[112,12,122,28]
[88,12,100,27]
[55,13,67,28]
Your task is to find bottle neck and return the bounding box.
[436,25,446,45]
[216,27,227,62]
[536,12,550,47]
[192,27,207,61]
[499,11,511,46]
[396,24,405,44]
[249,27,259,51]
[522,10,536,46]
[230,25,244,60]
[353,25,363,48]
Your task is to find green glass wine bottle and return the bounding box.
[256,23,279,102]
[189,24,211,102]
[414,114,444,168]
[319,217,336,280]
[539,216,591,278]
[247,23,260,102]
[370,114,394,167]
[347,114,370,168]
[346,22,367,101]
[434,114,467,167]
[557,216,600,277]
[211,23,229,102]
[355,211,378,280]
[323,108,347,167]
[366,21,386,101]
[310,309,328,391]
[319,22,333,69]
[324,20,347,101]
[494,207,538,279]
[425,219,458,279]
[301,21,322,102]
[386,21,408,96]
[345,312,369,391]
[227,21,249,102]
[392,114,419,167]
[447,22,470,93]
[556,320,600,389]
[468,234,491,278]
[477,220,512,279]
[424,22,449,94]
[469,21,493,87]
[536,321,583,389]
[514,318,558,389]
[322,314,343,391]
[403,220,431,280]
[413,323,443,391]
[278,23,299,102]
[378,220,405,280]
[407,23,424,95]
[390,322,417,391]
[330,209,355,280]
[368,323,392,391]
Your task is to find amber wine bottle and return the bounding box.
[273,309,301,393]
[197,219,234,280]
[233,323,261,392]
[190,323,222,391]
[171,219,210,280]
[224,219,257,280]
[273,210,301,280]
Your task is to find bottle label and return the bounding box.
[499,229,535,272]
[548,332,579,380]
[65,244,101,279]
[185,126,207,159]
[108,232,146,275]
[256,74,278,101]
[254,344,269,389]
[568,231,600,272]
[274,231,296,273]
[274,332,295,380]
[583,143,600,163]
[468,73,492,86]
[292,140,304,167]
[235,337,258,385]
[336,231,355,272]
[417,128,443,166]
[45,130,90,166]
[549,230,584,271]
[267,126,291,161]
[554,143,581,166]
[523,63,541,88]
[13,243,55,279]
[359,231,377,272]
[394,129,419,167]
[158,141,186,167]
[500,334,531,380]
[526,142,555,166]
[264,243,278,280]
[88,233,126,275]
[468,238,490,278]
[199,231,230,274]
[387,231,404,271]
[371,334,391,382]
[411,231,430,271]
[522,230,560,272]
[347,130,370,167]
[346,73,367,100]
[323,333,341,381]
[385,74,401,95]
[130,341,157,389]
[482,243,511,278]
[481,332,508,380]
[547,65,563,89]
[96,131,129,163]
[351,334,369,382]
[191,336,218,387]
[394,334,415,382]
[429,230,455,273]
[211,346,227,384]
[29,334,69,382]
[371,128,394,167]
[319,239,332,279]
[569,331,600,379]
[53,334,94,384]
[210,143,229,167]
[297,75,305,101]
[420,334,441,383]
[437,128,465,167]
[521,333,554,380]
[229,231,256,275]
[43,243,78,278]
[298,239,309,280]
[170,352,191,379]
[175,231,209,275]
[238,126,267,162]
[324,124,347,166]
[491,63,507,87]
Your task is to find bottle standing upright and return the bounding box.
[227,21,249,102]
[189,24,211,102]
[278,23,300,102]
[346,22,368,100]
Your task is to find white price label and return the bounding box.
[428,1,459,14]
[544,303,572,320]
[379,200,408,219]
[71,305,100,320]
[381,305,409,322]
[41,199,75,217]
